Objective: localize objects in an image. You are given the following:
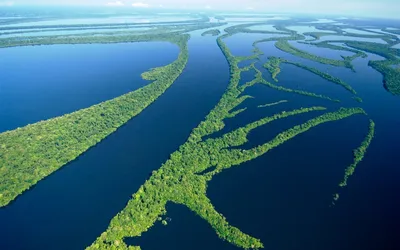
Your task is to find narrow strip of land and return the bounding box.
[0,34,189,207]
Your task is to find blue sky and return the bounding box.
[0,0,398,18]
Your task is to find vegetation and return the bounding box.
[285,60,358,95]
[353,96,363,103]
[313,40,400,95]
[382,28,400,35]
[303,41,368,59]
[258,100,288,108]
[0,24,168,37]
[303,25,399,45]
[252,34,304,47]
[248,63,340,103]
[370,60,400,95]
[0,22,222,49]
[342,41,400,95]
[333,120,375,203]
[275,40,354,69]
[0,34,190,207]
[259,77,340,103]
[224,23,288,36]
[201,29,221,37]
[0,16,210,31]
[303,32,336,40]
[263,54,359,99]
[263,57,282,82]
[0,21,379,247]
[87,33,370,250]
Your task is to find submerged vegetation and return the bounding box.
[87,32,372,250]
[258,100,288,108]
[0,34,189,207]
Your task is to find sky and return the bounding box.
[0,0,399,19]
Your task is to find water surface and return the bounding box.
[0,42,178,132]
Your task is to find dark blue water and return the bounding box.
[0,42,178,133]
[125,203,238,250]
[0,33,230,250]
[277,63,355,102]
[239,68,256,86]
[1,25,400,250]
[205,32,400,250]
[109,31,400,250]
[256,40,356,76]
[224,33,289,57]
[238,59,255,68]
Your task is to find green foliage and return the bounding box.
[353,96,363,103]
[0,22,222,49]
[333,120,375,203]
[275,40,354,69]
[305,39,400,95]
[87,33,370,250]
[234,57,339,103]
[284,60,358,95]
[330,41,400,96]
[305,41,368,58]
[0,21,377,248]
[224,23,288,36]
[0,34,190,207]
[257,69,341,103]
[303,32,336,40]
[263,55,359,99]
[0,16,210,32]
[263,57,283,82]
[371,60,400,95]
[201,29,221,37]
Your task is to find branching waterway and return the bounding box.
[0,12,400,250]
[0,29,230,249]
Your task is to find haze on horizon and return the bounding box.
[0,0,398,19]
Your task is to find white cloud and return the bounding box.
[132,2,150,8]
[205,5,211,9]
[246,6,254,10]
[106,1,124,6]
[0,1,14,6]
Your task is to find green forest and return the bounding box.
[202,29,221,36]
[2,17,392,249]
[87,31,374,250]
[0,34,189,207]
[311,40,400,95]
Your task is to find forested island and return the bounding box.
[202,29,221,36]
[308,40,400,95]
[2,12,397,250]
[263,56,359,97]
[87,28,374,250]
[0,33,189,207]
